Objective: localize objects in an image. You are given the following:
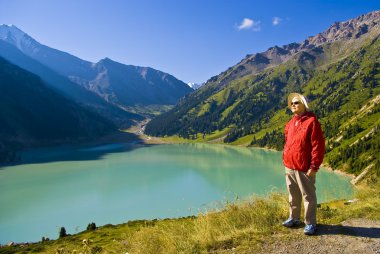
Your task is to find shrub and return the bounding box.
[59,227,67,238]
[87,222,97,231]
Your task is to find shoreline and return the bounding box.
[321,163,356,180]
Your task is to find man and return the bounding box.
[282,93,325,235]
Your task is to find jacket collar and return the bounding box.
[294,111,311,121]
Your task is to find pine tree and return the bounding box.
[59,227,67,238]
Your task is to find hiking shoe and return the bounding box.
[304,224,317,235]
[282,218,302,228]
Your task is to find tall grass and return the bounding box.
[127,193,288,254]
[127,183,380,254]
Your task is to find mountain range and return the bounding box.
[0,24,192,120]
[146,10,380,176]
[0,25,192,162]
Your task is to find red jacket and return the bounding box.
[283,112,325,172]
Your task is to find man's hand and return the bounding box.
[306,169,317,177]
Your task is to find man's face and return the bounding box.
[290,97,306,115]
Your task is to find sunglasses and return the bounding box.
[291,101,300,105]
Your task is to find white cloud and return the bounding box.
[238,18,253,30]
[237,18,261,32]
[272,17,282,26]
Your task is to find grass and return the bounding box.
[231,109,290,146]
[221,100,241,121]
[2,179,379,254]
[124,104,174,117]
[197,101,212,117]
[231,133,257,146]
[156,128,231,144]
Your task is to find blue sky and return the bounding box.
[0,0,379,84]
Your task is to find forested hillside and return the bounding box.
[145,11,380,177]
[0,57,116,162]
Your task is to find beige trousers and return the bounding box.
[285,167,317,225]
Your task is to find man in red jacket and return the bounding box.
[282,93,325,235]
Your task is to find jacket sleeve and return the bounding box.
[284,121,289,144]
[310,119,325,171]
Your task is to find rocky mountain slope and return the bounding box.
[88,58,192,107]
[0,24,192,111]
[206,10,380,89]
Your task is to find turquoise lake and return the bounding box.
[0,143,353,244]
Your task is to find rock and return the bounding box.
[344,198,359,205]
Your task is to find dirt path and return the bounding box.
[257,218,380,254]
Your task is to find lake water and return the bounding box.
[0,143,353,244]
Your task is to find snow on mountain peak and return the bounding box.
[187,82,203,90]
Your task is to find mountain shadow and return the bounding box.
[0,40,143,128]
[0,56,136,164]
